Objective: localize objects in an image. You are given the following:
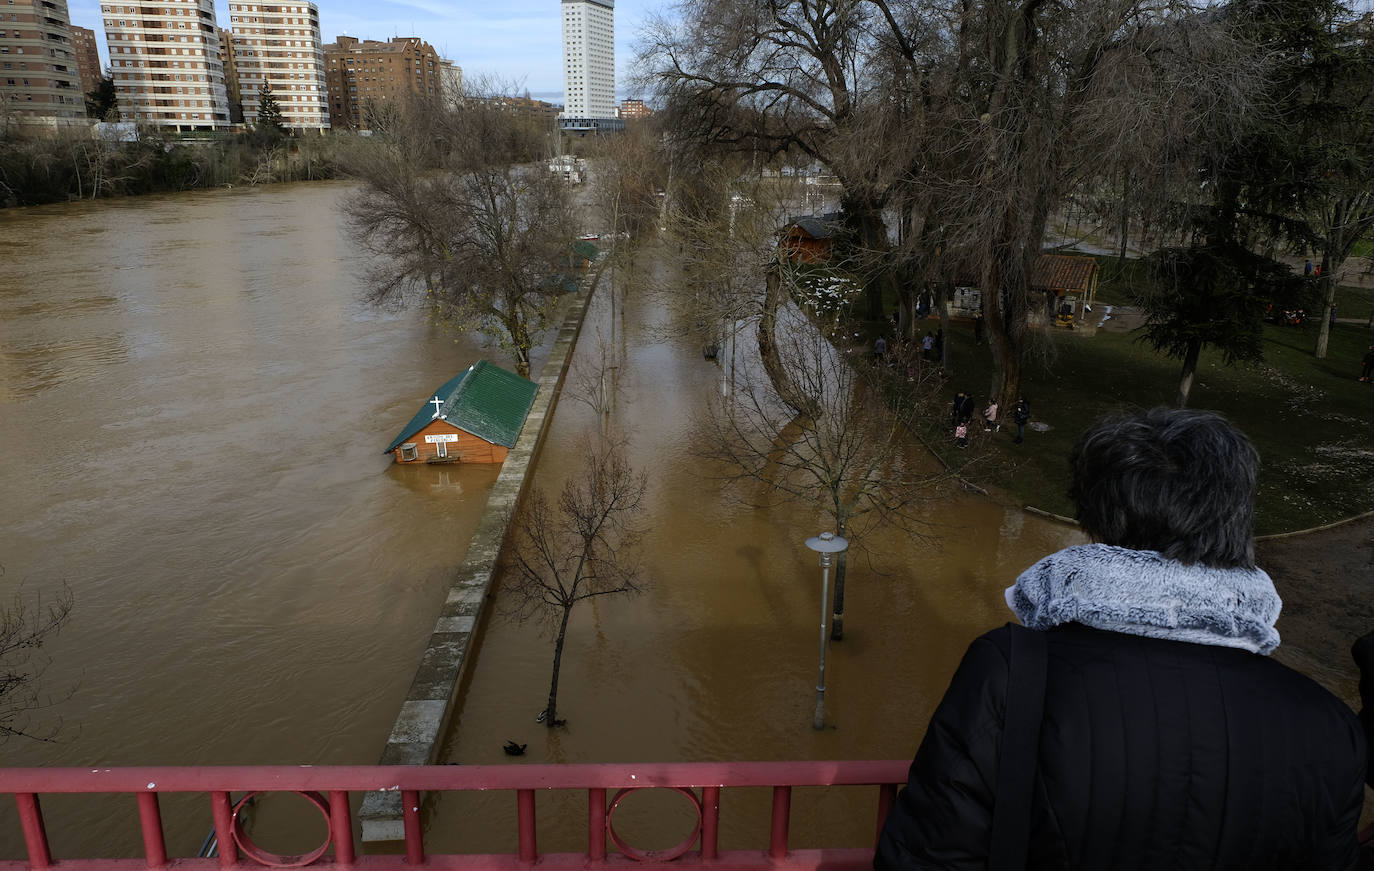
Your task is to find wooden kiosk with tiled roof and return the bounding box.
[384,361,538,465]
[1031,254,1100,326]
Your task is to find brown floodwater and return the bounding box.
[0,183,1081,859]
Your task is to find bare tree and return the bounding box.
[343,86,577,378]
[644,0,1265,409]
[640,0,916,321]
[0,579,73,743]
[698,305,956,640]
[564,331,621,423]
[655,156,820,412]
[503,441,648,726]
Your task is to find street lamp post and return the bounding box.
[805,531,849,730]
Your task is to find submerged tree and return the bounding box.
[504,441,648,726]
[0,579,73,743]
[344,88,576,377]
[698,307,954,640]
[643,0,1265,410]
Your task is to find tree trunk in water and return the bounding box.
[510,313,533,379]
[1176,339,1201,407]
[760,267,821,419]
[830,519,847,641]
[545,605,573,726]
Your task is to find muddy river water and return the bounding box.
[0,181,1080,857]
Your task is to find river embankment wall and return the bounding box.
[358,271,598,842]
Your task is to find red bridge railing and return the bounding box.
[0,760,908,870]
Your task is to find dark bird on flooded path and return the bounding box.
[503,740,527,756]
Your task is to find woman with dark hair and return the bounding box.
[876,407,1366,871]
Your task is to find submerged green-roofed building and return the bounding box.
[384,361,539,464]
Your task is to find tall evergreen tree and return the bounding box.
[84,74,117,120]
[255,83,286,139]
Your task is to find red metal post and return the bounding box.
[15,793,52,870]
[517,788,537,862]
[768,786,791,860]
[700,786,720,860]
[875,783,897,846]
[137,792,168,868]
[402,790,424,865]
[587,787,606,860]
[330,790,355,866]
[210,792,237,867]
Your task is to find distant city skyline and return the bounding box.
[69,0,659,101]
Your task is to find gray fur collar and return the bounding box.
[1005,544,1282,655]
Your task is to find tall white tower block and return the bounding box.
[559,0,619,132]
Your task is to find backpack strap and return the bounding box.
[989,624,1048,871]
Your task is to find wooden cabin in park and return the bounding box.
[948,254,1101,324]
[780,213,843,264]
[384,361,538,465]
[1031,254,1100,326]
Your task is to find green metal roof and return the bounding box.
[384,361,539,454]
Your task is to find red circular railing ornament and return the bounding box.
[606,786,703,862]
[231,791,333,868]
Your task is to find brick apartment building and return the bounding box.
[0,0,83,119]
[493,93,560,130]
[69,23,101,95]
[619,97,651,119]
[323,35,444,131]
[215,26,245,121]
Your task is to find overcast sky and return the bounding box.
[68,0,665,102]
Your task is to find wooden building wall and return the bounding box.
[392,419,511,465]
[781,230,833,264]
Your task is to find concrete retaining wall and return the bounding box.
[358,275,597,842]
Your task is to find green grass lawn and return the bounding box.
[920,317,1374,534]
[1337,282,1374,322]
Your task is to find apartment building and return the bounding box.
[618,97,650,120]
[323,35,442,131]
[437,57,460,101]
[229,1,327,130]
[494,94,559,129]
[69,23,101,94]
[101,0,230,129]
[559,0,619,132]
[216,25,241,121]
[0,0,83,118]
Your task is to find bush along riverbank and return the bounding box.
[0,129,357,207]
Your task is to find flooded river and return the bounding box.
[0,182,1080,858]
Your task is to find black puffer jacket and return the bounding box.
[876,623,1366,870]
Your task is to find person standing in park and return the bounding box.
[973,313,985,345]
[1012,397,1031,444]
[951,391,969,428]
[983,398,999,432]
[1360,345,1373,382]
[874,335,888,366]
[876,408,1367,871]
